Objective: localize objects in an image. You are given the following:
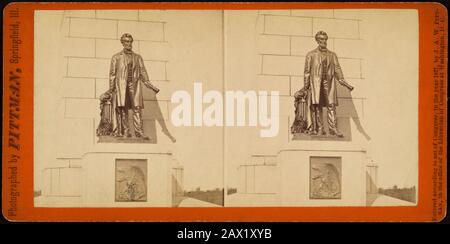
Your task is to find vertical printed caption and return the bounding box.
[431,7,447,222]
[5,6,22,218]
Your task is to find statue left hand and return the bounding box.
[339,79,354,91]
[144,82,160,94]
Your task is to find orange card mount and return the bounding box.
[2,2,447,222]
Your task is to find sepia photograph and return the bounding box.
[32,9,418,209]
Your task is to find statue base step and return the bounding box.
[98,135,155,144]
[292,132,347,141]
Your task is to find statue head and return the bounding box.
[120,33,134,52]
[315,31,328,50]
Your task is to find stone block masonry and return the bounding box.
[62,10,170,125]
[256,9,366,140]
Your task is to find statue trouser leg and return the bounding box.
[309,105,325,135]
[308,105,317,135]
[116,107,131,137]
[316,105,325,135]
[133,107,149,139]
[115,107,124,137]
[121,108,131,137]
[327,104,343,137]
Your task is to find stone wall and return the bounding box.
[36,10,372,206]
[237,155,279,194]
[256,10,367,141]
[38,10,173,206]
[58,10,171,157]
[36,10,226,206]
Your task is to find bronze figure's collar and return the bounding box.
[123,49,133,54]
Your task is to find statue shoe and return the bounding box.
[329,130,344,138]
[317,128,326,136]
[135,133,150,140]
[307,129,317,135]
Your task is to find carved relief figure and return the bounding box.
[310,158,341,199]
[116,161,147,202]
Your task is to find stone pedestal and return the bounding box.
[80,143,173,207]
[38,142,175,207]
[82,151,173,207]
[277,139,367,206]
[229,134,369,207]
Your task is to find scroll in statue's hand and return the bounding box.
[339,79,354,91]
[144,82,160,94]
[152,87,160,94]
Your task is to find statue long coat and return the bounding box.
[303,48,345,106]
[109,50,153,108]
